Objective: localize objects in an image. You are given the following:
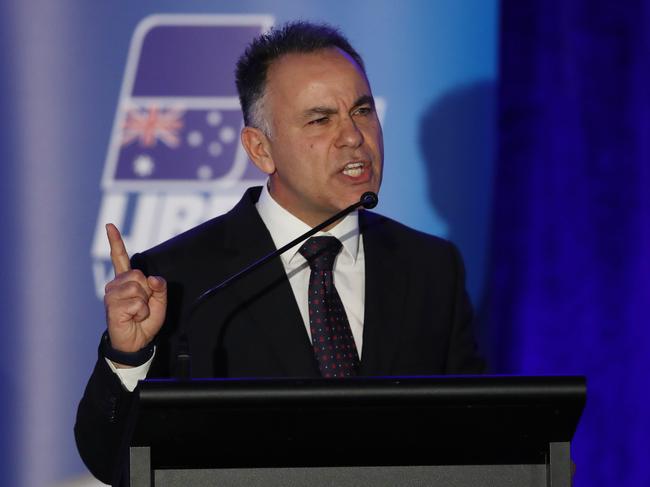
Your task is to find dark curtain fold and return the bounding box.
[492,1,650,485]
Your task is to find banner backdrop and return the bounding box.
[0,1,498,486]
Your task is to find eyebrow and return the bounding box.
[352,94,375,110]
[301,94,375,119]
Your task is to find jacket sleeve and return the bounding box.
[74,344,136,485]
[74,251,160,485]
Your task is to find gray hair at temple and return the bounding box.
[235,21,366,138]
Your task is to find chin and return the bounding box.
[354,183,380,199]
[341,190,372,208]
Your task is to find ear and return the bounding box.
[240,127,275,175]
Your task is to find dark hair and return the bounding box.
[235,21,366,133]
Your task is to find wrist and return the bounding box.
[101,330,155,367]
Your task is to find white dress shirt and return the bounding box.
[255,183,365,355]
[111,184,366,391]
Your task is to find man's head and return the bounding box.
[236,21,384,227]
[236,22,366,135]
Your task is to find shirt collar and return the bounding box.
[255,182,360,265]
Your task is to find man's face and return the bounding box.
[255,48,383,226]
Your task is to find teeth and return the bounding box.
[345,162,364,169]
[343,162,364,177]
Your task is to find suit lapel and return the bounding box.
[221,188,319,377]
[216,190,407,378]
[358,212,408,376]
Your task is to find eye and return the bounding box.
[308,116,329,126]
[353,105,374,116]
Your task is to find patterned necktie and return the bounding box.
[299,236,360,378]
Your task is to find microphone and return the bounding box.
[175,191,379,379]
[359,191,378,210]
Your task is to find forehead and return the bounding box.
[265,48,371,105]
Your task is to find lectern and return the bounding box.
[122,376,585,487]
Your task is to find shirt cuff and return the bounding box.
[105,347,155,392]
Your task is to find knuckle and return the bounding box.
[122,270,146,287]
[124,281,143,295]
[129,269,145,281]
[131,298,150,316]
[104,278,118,294]
[137,304,151,319]
[104,289,119,307]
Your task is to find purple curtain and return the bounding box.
[491,1,650,485]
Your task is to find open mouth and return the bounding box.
[342,161,366,177]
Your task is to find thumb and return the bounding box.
[147,275,167,301]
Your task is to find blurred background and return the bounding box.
[0,1,647,486]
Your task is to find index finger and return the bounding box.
[106,223,131,276]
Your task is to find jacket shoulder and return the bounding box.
[361,210,456,255]
[131,187,262,274]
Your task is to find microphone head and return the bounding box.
[360,192,379,209]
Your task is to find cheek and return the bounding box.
[360,123,379,143]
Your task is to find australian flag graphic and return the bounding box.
[102,15,274,191]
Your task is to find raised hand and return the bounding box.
[103,224,167,364]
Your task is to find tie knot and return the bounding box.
[299,236,342,271]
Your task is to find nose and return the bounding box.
[335,116,364,148]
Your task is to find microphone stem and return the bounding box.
[175,192,376,380]
[191,198,365,310]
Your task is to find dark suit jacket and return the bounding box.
[75,186,484,484]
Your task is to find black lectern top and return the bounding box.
[125,375,586,469]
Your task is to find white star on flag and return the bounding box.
[133,155,155,177]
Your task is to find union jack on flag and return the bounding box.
[121,106,185,148]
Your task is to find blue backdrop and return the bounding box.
[5,1,646,486]
[0,2,498,485]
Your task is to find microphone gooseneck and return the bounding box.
[174,191,379,379]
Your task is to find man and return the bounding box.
[76,21,484,484]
